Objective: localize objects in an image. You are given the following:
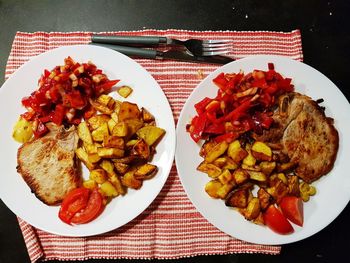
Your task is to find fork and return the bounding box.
[91,35,231,57]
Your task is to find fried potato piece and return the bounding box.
[122,170,142,189]
[89,98,113,115]
[205,141,229,163]
[197,161,222,178]
[117,86,133,98]
[91,122,109,141]
[118,101,141,121]
[90,169,107,184]
[88,113,108,130]
[134,163,158,180]
[103,135,124,149]
[141,107,155,122]
[136,126,165,146]
[112,121,128,137]
[205,180,223,199]
[131,139,150,160]
[251,141,272,161]
[225,189,249,208]
[243,197,261,220]
[247,170,267,182]
[97,94,113,107]
[78,122,93,144]
[232,168,249,185]
[97,147,125,158]
[217,182,236,199]
[75,147,95,170]
[257,187,272,210]
[100,181,119,197]
[227,140,248,163]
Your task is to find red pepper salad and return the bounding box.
[20,56,119,138]
[187,63,294,143]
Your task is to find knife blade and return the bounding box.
[89,43,233,64]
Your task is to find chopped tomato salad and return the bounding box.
[187,63,294,143]
[20,56,119,138]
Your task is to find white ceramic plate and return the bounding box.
[0,45,176,237]
[176,55,350,245]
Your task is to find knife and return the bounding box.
[89,43,233,64]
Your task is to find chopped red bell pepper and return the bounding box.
[33,121,49,138]
[194,97,212,114]
[213,72,228,91]
[94,79,119,95]
[189,112,207,143]
[214,132,239,143]
[187,63,294,143]
[51,104,66,126]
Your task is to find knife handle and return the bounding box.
[91,35,167,46]
[89,43,160,59]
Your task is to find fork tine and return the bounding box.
[201,50,229,56]
[201,43,232,49]
[201,46,230,52]
[201,39,231,44]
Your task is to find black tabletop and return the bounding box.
[1,1,349,262]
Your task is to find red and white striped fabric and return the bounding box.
[5,30,303,262]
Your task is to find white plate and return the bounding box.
[0,45,176,237]
[176,55,350,245]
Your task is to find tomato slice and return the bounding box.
[263,205,294,235]
[280,196,304,227]
[70,189,104,224]
[59,188,90,224]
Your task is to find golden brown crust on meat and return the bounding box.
[17,124,81,205]
[253,92,339,183]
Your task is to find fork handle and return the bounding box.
[91,35,167,46]
[89,43,159,59]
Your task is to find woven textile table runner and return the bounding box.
[5,29,303,262]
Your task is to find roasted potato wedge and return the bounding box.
[232,168,249,185]
[225,189,249,208]
[75,147,95,170]
[91,122,109,141]
[136,126,165,146]
[134,163,158,180]
[251,141,272,161]
[205,141,229,163]
[205,180,223,199]
[118,101,141,121]
[117,85,133,98]
[77,122,93,144]
[103,135,124,149]
[122,170,142,189]
[141,107,155,122]
[227,140,248,163]
[97,147,125,158]
[243,197,261,220]
[197,161,222,178]
[100,181,119,197]
[112,121,128,137]
[90,169,108,184]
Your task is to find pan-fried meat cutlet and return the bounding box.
[17,123,81,205]
[253,92,339,183]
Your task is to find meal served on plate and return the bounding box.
[186,63,339,234]
[14,56,165,224]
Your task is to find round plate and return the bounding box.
[176,55,350,245]
[0,45,176,237]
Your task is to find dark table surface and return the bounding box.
[1,1,349,262]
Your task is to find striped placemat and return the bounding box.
[5,29,303,262]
